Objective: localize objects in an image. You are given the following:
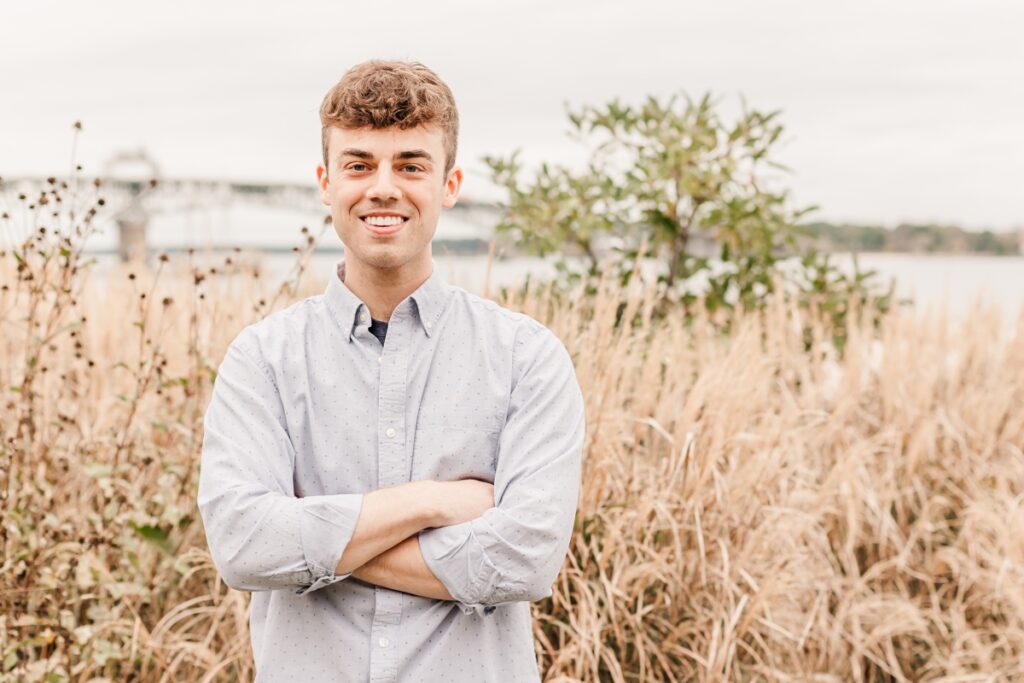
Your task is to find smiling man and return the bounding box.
[197,61,586,682]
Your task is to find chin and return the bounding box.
[355,249,411,270]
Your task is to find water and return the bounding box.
[10,199,1020,321]
[263,250,1023,321]
[835,252,1023,319]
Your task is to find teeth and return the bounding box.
[364,215,405,227]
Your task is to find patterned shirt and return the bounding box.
[197,258,586,682]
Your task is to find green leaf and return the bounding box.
[130,522,172,554]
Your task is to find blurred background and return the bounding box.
[2,0,1022,306]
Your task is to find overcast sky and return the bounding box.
[2,0,1022,230]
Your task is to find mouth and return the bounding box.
[360,213,409,236]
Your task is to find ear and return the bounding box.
[316,164,330,206]
[442,165,463,209]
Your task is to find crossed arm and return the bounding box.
[335,479,495,601]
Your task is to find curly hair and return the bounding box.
[319,60,459,175]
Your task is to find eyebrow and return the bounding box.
[338,148,372,161]
[396,149,433,162]
[336,148,433,163]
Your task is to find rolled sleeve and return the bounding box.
[294,494,363,595]
[420,520,504,614]
[419,324,585,610]
[197,335,363,595]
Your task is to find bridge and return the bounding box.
[1,150,502,261]
[10,153,1015,260]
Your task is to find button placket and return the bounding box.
[369,306,408,683]
[375,310,408,487]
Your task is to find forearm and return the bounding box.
[335,481,439,575]
[351,535,453,600]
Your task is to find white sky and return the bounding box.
[2,0,1022,230]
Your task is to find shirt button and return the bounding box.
[377,355,383,364]
[378,637,389,648]
[385,427,396,438]
[424,321,432,330]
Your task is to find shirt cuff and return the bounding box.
[418,522,502,614]
[294,493,364,596]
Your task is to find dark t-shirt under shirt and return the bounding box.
[369,318,388,346]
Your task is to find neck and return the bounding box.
[342,254,432,321]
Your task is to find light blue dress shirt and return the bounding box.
[197,258,585,682]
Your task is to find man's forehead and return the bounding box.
[328,124,443,157]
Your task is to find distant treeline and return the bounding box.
[806,222,1022,255]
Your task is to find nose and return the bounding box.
[366,165,401,202]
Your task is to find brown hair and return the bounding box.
[319,60,459,175]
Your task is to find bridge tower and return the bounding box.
[102,149,161,262]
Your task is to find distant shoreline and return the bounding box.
[806,221,1024,257]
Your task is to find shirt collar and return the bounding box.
[324,258,451,342]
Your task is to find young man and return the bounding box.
[197,61,586,682]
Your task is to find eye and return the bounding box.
[401,164,424,173]
[347,162,370,172]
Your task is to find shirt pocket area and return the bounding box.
[411,424,499,483]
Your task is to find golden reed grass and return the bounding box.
[2,243,1023,681]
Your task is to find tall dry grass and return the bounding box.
[2,209,1023,680]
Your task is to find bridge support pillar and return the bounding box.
[116,207,148,263]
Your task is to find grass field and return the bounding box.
[2,237,1023,681]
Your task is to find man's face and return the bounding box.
[316,124,462,279]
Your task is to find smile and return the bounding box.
[360,214,408,236]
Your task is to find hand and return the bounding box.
[424,479,495,527]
